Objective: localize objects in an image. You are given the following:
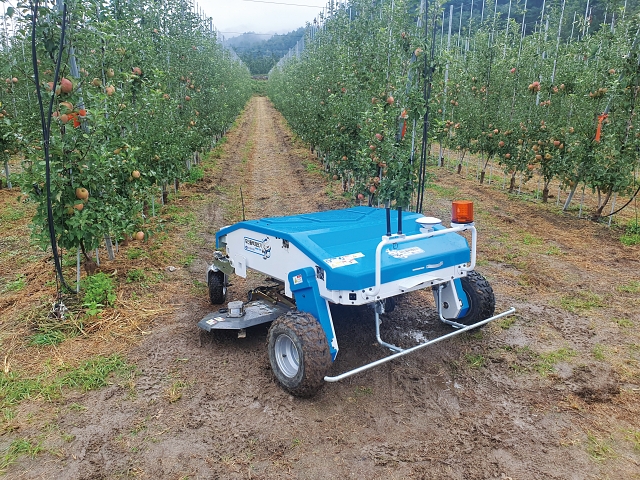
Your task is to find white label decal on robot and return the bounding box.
[324,252,364,268]
[293,274,303,285]
[244,236,272,259]
[386,246,424,259]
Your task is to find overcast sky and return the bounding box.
[196,0,327,39]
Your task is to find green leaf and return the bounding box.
[44,39,57,55]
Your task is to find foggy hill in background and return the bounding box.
[226,28,305,76]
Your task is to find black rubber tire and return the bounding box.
[383,296,396,313]
[456,271,496,326]
[267,311,332,397]
[208,270,226,305]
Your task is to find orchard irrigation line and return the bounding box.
[30,0,74,294]
[601,184,640,218]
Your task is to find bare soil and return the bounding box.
[2,96,640,479]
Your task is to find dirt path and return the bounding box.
[6,96,640,479]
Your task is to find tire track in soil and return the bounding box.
[7,97,637,480]
[219,96,333,221]
[243,99,319,219]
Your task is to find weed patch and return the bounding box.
[496,316,516,329]
[126,269,147,284]
[465,353,486,368]
[617,281,640,294]
[500,345,577,376]
[167,381,187,403]
[180,252,197,267]
[0,438,43,472]
[28,330,67,347]
[305,161,319,173]
[82,273,117,315]
[545,245,562,255]
[593,344,606,360]
[625,430,640,451]
[614,318,633,328]
[163,205,196,227]
[426,183,458,198]
[535,347,576,375]
[25,304,86,347]
[355,385,373,396]
[620,221,640,246]
[522,233,543,246]
[1,274,25,293]
[186,166,204,183]
[0,203,28,223]
[586,432,616,461]
[558,291,603,313]
[0,355,133,409]
[126,247,147,260]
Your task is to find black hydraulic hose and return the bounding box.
[416,1,429,213]
[31,0,74,294]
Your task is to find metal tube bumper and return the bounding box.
[324,307,516,382]
[368,224,477,298]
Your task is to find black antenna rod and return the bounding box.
[240,187,246,221]
[386,204,392,236]
[417,1,437,214]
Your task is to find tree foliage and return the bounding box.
[0,0,252,260]
[268,0,640,217]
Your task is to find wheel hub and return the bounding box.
[274,334,300,378]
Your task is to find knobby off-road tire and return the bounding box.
[267,311,332,397]
[208,270,226,305]
[456,271,495,326]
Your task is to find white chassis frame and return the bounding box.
[219,223,476,312]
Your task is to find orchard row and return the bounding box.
[0,0,252,261]
[268,0,640,219]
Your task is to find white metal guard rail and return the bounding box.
[324,307,516,382]
[366,223,477,299]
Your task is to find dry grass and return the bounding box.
[429,165,640,468]
[0,141,231,385]
[434,144,639,227]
